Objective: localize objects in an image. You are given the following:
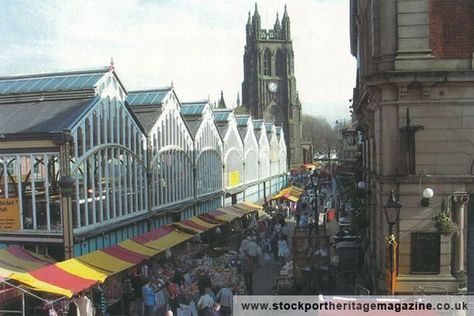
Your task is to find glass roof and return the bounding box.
[181,104,206,115]
[127,90,170,106]
[253,120,263,129]
[0,73,104,95]
[213,111,230,122]
[236,116,249,126]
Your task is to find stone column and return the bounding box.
[452,192,469,288]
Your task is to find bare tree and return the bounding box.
[302,114,339,153]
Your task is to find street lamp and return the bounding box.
[310,170,319,215]
[384,190,402,235]
[310,169,319,187]
[384,190,401,295]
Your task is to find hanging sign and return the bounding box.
[0,198,20,231]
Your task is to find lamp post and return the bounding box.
[384,190,402,235]
[310,170,319,215]
[384,190,402,295]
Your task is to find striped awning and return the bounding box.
[8,203,260,298]
[270,186,303,202]
[0,246,55,280]
[9,226,193,298]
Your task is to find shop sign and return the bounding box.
[228,171,240,186]
[0,198,20,231]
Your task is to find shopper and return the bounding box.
[277,236,289,265]
[261,235,272,262]
[130,269,144,316]
[295,209,301,227]
[142,278,156,316]
[241,249,256,295]
[239,235,251,257]
[216,286,233,316]
[198,286,215,316]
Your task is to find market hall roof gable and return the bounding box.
[0,67,127,101]
[181,101,208,117]
[0,67,135,141]
[181,101,210,137]
[128,87,174,133]
[129,87,194,153]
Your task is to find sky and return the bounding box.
[0,0,356,124]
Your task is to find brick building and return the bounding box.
[350,0,474,293]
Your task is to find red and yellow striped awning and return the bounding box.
[270,186,303,202]
[0,246,55,280]
[8,203,261,298]
[9,226,193,298]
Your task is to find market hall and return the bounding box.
[0,65,287,260]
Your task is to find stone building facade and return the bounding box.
[350,0,474,293]
[241,4,304,167]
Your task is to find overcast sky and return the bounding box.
[1,0,355,124]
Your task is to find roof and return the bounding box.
[181,102,207,116]
[127,88,171,106]
[131,107,162,132]
[0,68,108,96]
[235,115,250,126]
[253,119,263,129]
[182,117,202,136]
[213,109,232,122]
[0,245,55,281]
[0,97,96,134]
[265,123,274,133]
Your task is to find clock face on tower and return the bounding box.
[268,81,278,93]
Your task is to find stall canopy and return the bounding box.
[8,202,262,298]
[0,246,55,280]
[270,186,304,202]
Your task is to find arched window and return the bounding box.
[263,49,272,76]
[275,49,286,76]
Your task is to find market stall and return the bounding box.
[0,246,56,314]
[4,202,262,315]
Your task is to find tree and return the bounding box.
[301,114,339,153]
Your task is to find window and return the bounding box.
[275,49,285,76]
[411,232,440,274]
[263,49,272,76]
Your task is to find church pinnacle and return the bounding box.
[274,12,281,32]
[218,90,227,109]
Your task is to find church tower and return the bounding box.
[241,4,303,166]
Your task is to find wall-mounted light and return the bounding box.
[421,188,434,206]
[357,181,366,190]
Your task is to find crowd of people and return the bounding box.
[127,261,237,316]
[238,211,292,295]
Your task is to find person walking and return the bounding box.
[141,278,156,316]
[216,286,233,316]
[277,236,289,265]
[295,209,301,227]
[197,286,215,316]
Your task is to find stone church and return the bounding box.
[241,4,308,167]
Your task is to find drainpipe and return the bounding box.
[452,192,469,289]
